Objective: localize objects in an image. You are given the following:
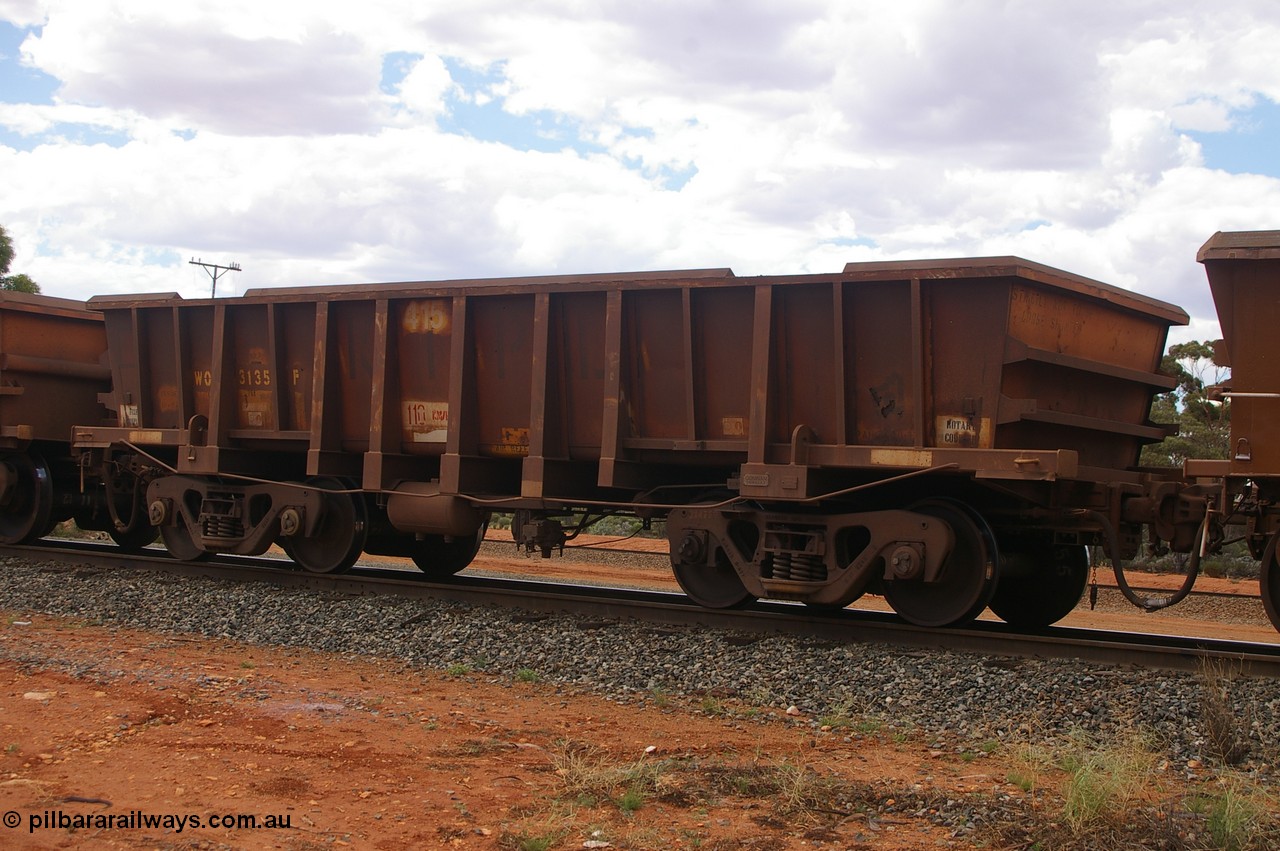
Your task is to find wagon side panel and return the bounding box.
[0,294,110,446]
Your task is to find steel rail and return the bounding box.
[4,540,1278,678]
[530,539,1266,602]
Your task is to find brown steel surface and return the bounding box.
[838,255,1189,323]
[0,292,109,446]
[1200,230,1280,479]
[86,254,1186,505]
[393,297,453,454]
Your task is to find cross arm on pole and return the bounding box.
[189,258,242,297]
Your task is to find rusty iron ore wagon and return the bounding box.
[0,229,1274,632]
[0,291,152,547]
[70,251,1193,630]
[1195,231,1280,631]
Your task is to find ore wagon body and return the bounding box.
[1195,231,1280,630]
[0,292,151,545]
[77,256,1191,627]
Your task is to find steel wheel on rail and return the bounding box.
[105,474,159,552]
[1260,534,1280,633]
[988,538,1088,629]
[287,477,367,574]
[160,519,210,561]
[882,500,999,628]
[109,523,160,552]
[0,450,53,545]
[410,524,487,580]
[672,547,756,609]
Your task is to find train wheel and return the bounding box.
[288,478,367,574]
[988,541,1087,628]
[673,548,756,609]
[160,521,210,561]
[0,451,53,545]
[105,474,157,552]
[109,523,160,553]
[1260,535,1280,633]
[883,501,998,627]
[410,526,486,580]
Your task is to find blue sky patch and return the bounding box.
[0,22,57,105]
[379,53,692,187]
[0,22,59,151]
[436,57,603,156]
[2,122,131,152]
[0,128,33,151]
[1189,98,1280,178]
[654,163,698,191]
[380,51,421,96]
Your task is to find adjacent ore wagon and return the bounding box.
[0,292,152,547]
[74,250,1210,630]
[1195,231,1280,631]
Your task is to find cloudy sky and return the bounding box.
[2,0,1278,344]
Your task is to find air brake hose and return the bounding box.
[1085,510,1202,611]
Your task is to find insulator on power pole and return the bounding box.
[189,258,242,297]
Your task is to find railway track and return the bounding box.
[509,535,1268,602]
[6,539,1279,678]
